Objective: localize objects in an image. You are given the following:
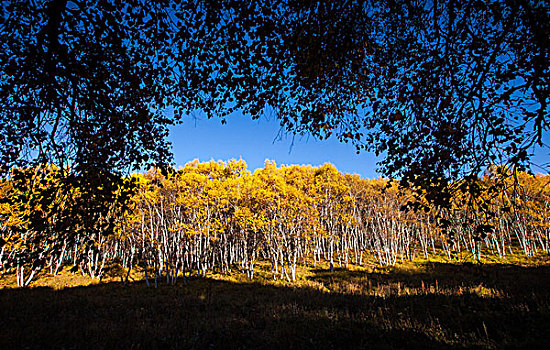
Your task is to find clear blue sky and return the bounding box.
[168,111,382,179]
[169,111,550,178]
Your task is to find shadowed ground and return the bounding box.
[1,260,549,349]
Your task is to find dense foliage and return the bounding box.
[1,160,549,287]
[1,0,548,188]
[174,0,550,183]
[1,1,548,276]
[0,0,175,173]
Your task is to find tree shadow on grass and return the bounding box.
[1,263,549,349]
[308,262,550,348]
[309,262,550,297]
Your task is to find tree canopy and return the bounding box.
[1,1,548,219]
[0,0,175,174]
[174,0,549,208]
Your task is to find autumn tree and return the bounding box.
[0,165,135,285]
[0,1,176,274]
[2,1,549,273]
[3,160,548,287]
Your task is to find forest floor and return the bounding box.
[1,253,550,349]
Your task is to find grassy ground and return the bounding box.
[1,254,550,349]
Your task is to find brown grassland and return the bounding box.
[1,253,550,349]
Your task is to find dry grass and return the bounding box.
[1,253,550,349]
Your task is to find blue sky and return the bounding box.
[168,111,382,179]
[169,111,550,178]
